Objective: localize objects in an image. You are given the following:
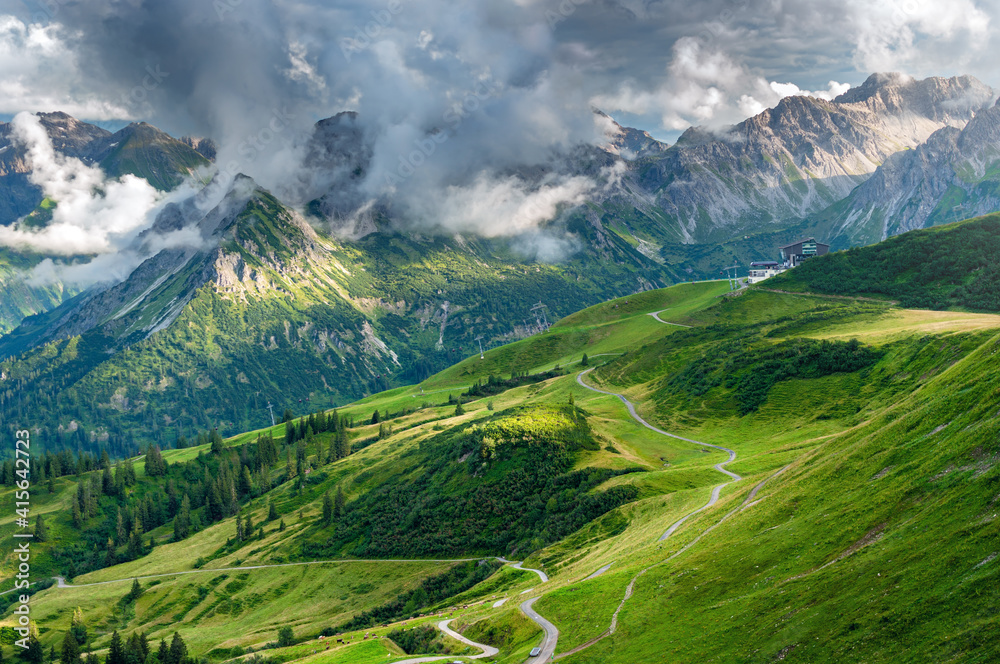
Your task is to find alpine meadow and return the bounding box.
[0,2,999,664]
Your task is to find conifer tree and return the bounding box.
[34,515,48,542]
[70,607,87,645]
[173,495,191,541]
[167,634,186,664]
[322,492,333,524]
[334,487,345,518]
[106,632,126,664]
[60,631,80,664]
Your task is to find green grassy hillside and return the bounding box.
[770,212,1000,311]
[4,278,1000,664]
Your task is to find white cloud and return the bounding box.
[0,16,131,119]
[847,0,991,73]
[407,171,598,236]
[769,80,851,101]
[0,112,161,255]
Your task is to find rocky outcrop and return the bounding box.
[817,99,1000,244]
[617,74,995,243]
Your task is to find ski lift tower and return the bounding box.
[475,335,485,359]
[266,402,276,427]
[531,302,550,331]
[722,265,741,291]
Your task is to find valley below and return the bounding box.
[3,243,999,662]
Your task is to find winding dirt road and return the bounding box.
[509,368,751,660]
[575,367,742,544]
[392,619,499,664]
[648,310,693,328]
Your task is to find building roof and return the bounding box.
[778,237,829,250]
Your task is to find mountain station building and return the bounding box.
[779,238,830,266]
[747,261,785,284]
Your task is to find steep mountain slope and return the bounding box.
[612,73,994,245]
[0,176,676,450]
[92,122,211,191]
[0,113,212,333]
[812,100,1000,245]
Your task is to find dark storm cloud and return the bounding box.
[0,0,995,238]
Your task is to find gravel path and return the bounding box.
[575,367,742,545]
[526,369,788,658]
[648,310,693,327]
[391,618,499,664]
[582,564,613,581]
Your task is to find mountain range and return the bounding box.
[4,72,1000,449]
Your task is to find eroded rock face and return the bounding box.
[620,74,995,243]
[823,100,1000,243]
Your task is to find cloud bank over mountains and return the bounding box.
[0,0,995,258]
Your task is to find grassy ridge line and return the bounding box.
[769,211,1000,311]
[52,557,491,588]
[6,283,733,658]
[552,463,795,660]
[558,331,1000,662]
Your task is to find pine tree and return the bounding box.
[279,519,286,532]
[157,640,168,664]
[101,465,113,496]
[60,632,80,664]
[334,487,345,518]
[106,631,126,664]
[335,428,350,459]
[210,430,224,455]
[235,512,244,541]
[116,508,127,544]
[370,410,380,425]
[167,633,187,664]
[173,495,191,541]
[321,492,333,524]
[581,352,589,367]
[239,467,253,496]
[71,495,83,529]
[123,634,142,664]
[24,625,43,664]
[267,501,278,521]
[127,578,142,603]
[454,401,465,416]
[70,607,87,645]
[34,515,48,542]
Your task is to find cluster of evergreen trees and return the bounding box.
[15,603,192,664]
[283,410,350,460]
[49,412,354,579]
[462,369,563,399]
